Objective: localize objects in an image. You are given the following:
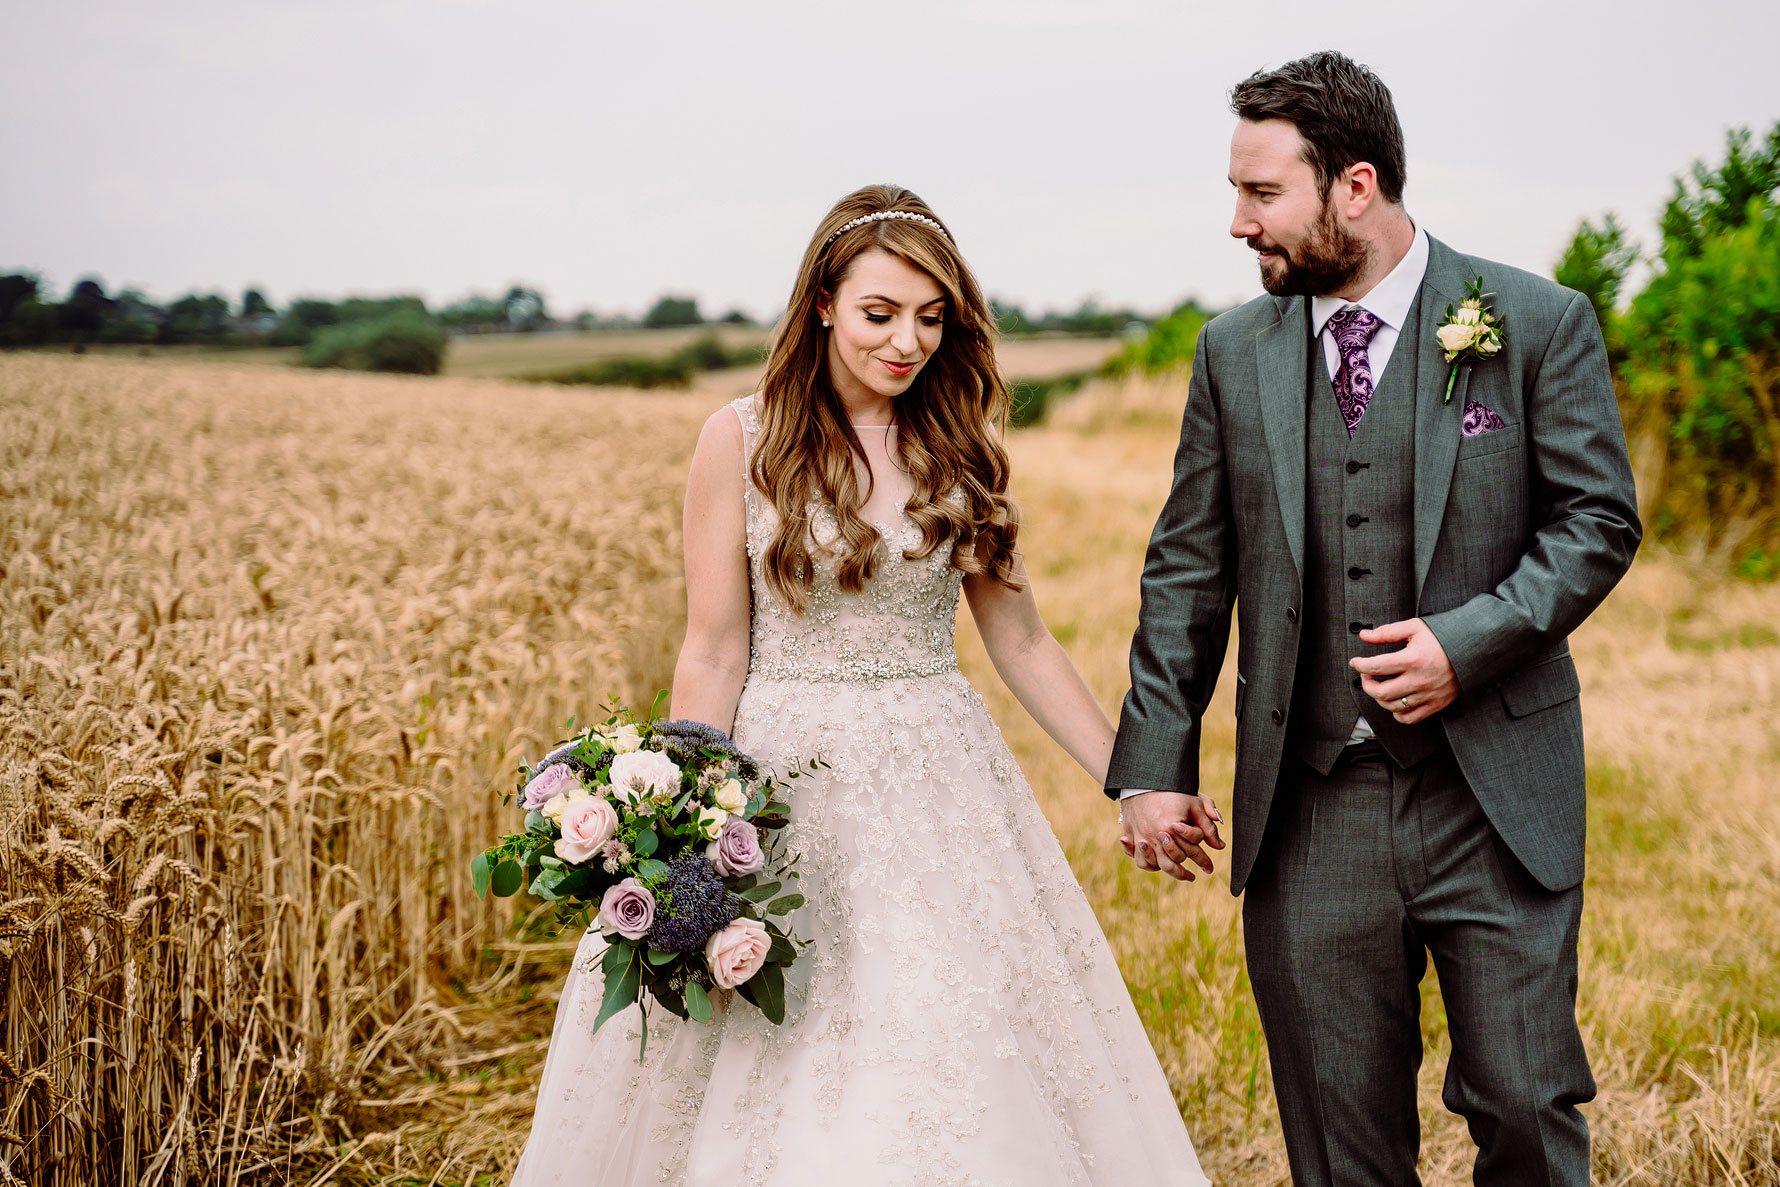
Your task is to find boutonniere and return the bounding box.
[1435,277,1505,403]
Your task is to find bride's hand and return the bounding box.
[1119,792,1224,882]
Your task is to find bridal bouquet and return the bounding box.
[471,700,813,1051]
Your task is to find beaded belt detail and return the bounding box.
[745,653,960,684]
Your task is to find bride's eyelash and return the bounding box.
[862,313,945,326]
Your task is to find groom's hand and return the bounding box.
[1118,792,1224,881]
[1351,617,1460,724]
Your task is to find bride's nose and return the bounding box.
[890,316,920,356]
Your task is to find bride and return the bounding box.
[511,185,1215,1186]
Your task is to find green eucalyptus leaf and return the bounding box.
[490,859,523,898]
[637,858,669,881]
[470,851,491,899]
[645,947,677,967]
[739,881,781,903]
[684,981,712,1024]
[593,943,640,1032]
[766,893,803,916]
[633,827,658,858]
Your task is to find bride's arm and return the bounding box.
[962,554,1115,787]
[669,408,751,733]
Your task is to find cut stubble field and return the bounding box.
[0,355,1775,1185]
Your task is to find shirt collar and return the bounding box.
[1309,224,1430,338]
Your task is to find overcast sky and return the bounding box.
[4,0,1776,319]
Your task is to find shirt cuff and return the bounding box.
[1117,787,1158,801]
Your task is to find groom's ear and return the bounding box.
[1337,161,1383,219]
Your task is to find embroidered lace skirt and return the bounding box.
[510,670,1208,1186]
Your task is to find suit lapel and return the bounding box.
[1412,237,1471,599]
[1255,296,1309,581]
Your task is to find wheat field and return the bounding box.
[1,355,1775,1185]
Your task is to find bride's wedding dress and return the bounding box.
[511,396,1207,1186]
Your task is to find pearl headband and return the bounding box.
[825,210,951,244]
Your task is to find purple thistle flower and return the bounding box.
[650,850,744,953]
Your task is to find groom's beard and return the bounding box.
[1251,199,1370,297]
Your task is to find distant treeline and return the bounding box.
[990,299,1152,337]
[0,279,755,353]
[1556,122,1780,578]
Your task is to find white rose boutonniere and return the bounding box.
[1435,276,1506,403]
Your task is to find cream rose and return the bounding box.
[1455,304,1483,326]
[554,795,619,863]
[714,778,748,814]
[607,750,682,806]
[598,723,643,753]
[541,792,570,822]
[1436,322,1482,354]
[693,805,729,841]
[705,916,772,988]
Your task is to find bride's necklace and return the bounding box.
[850,422,911,478]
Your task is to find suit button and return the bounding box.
[1346,513,1367,528]
[1270,708,1284,726]
[1348,566,1371,580]
[1345,460,1362,474]
[1349,621,1370,634]
[1286,606,1299,624]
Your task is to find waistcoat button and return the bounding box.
[1348,621,1370,635]
[1346,513,1367,528]
[1345,460,1369,475]
[1348,566,1371,580]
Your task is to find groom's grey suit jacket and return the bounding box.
[1106,236,1641,895]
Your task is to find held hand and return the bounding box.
[1351,617,1459,725]
[1118,792,1225,882]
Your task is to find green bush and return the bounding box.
[525,333,761,390]
[1565,122,1780,571]
[300,311,446,375]
[1104,301,1212,377]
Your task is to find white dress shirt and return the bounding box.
[1119,227,1431,801]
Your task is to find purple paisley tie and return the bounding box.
[1327,306,1383,436]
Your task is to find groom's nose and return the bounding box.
[1231,206,1262,241]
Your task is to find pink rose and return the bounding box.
[707,817,765,877]
[522,762,581,810]
[607,750,683,806]
[598,878,656,940]
[705,917,771,988]
[554,796,618,863]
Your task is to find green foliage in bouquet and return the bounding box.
[472,697,821,1053]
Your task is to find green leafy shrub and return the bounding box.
[1564,122,1780,572]
[526,333,761,390]
[300,311,446,375]
[1103,301,1213,377]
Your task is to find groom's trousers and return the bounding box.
[1242,740,1595,1187]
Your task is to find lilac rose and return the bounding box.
[598,878,656,940]
[707,817,765,877]
[522,762,581,810]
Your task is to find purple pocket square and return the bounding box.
[1461,400,1506,438]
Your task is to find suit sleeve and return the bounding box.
[1422,291,1642,694]
[1104,325,1237,798]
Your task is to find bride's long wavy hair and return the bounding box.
[753,184,1022,615]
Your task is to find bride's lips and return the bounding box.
[879,358,917,378]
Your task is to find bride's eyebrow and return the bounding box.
[857,294,948,307]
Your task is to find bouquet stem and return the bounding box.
[1444,362,1460,405]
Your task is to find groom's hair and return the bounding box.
[1230,51,1406,204]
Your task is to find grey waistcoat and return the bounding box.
[1290,299,1444,774]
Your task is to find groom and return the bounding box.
[1107,52,1640,1187]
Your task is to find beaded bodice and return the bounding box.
[731,395,963,684]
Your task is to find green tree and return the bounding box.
[643,295,702,328]
[1554,213,1637,353]
[1592,121,1780,574]
[242,289,273,317]
[301,310,446,374]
